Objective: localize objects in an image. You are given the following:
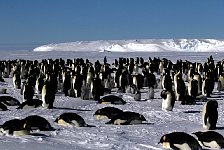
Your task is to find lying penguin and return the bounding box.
[193,131,224,149]
[0,96,20,106]
[159,132,202,150]
[94,107,123,120]
[17,99,42,109]
[105,111,146,125]
[54,112,95,127]
[98,95,126,105]
[0,119,30,136]
[23,115,55,131]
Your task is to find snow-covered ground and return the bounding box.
[0,50,224,150]
[33,39,224,52]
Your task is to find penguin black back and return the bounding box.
[94,107,123,119]
[23,115,54,131]
[193,131,224,149]
[159,132,202,150]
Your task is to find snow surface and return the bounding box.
[33,39,224,52]
[0,50,224,150]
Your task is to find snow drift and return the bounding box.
[33,39,224,52]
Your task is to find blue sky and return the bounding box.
[0,0,224,45]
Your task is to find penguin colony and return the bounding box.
[0,55,224,149]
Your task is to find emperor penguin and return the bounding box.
[23,115,55,131]
[99,95,126,105]
[161,90,176,111]
[12,71,21,89]
[105,111,146,125]
[0,119,30,136]
[159,132,202,150]
[202,100,218,130]
[217,73,224,91]
[35,75,44,94]
[0,70,5,82]
[0,96,20,106]
[54,112,94,127]
[17,99,42,109]
[193,72,202,95]
[22,81,34,102]
[174,71,186,101]
[188,78,198,100]
[147,71,156,99]
[42,80,55,109]
[202,75,213,97]
[81,81,91,100]
[193,131,224,149]
[161,69,173,91]
[94,107,123,120]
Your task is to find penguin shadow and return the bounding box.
[215,126,224,130]
[53,107,91,112]
[183,110,201,114]
[29,133,49,137]
[141,122,154,125]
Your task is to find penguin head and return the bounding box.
[192,131,202,138]
[94,110,100,116]
[54,117,59,123]
[160,90,168,99]
[159,135,171,148]
[139,114,146,121]
[159,135,170,143]
[207,100,218,109]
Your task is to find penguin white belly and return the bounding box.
[162,142,171,149]
[161,76,165,90]
[202,141,220,149]
[133,76,138,87]
[95,115,108,120]
[162,94,173,111]
[13,130,30,136]
[114,119,127,125]
[57,119,80,127]
[173,143,192,150]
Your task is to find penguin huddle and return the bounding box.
[1,55,224,149]
[0,115,54,136]
[94,106,147,125]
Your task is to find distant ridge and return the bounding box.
[33,39,224,52]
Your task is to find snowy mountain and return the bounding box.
[33,39,224,52]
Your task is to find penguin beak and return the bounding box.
[54,118,58,123]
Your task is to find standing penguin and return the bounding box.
[147,71,156,99]
[193,131,224,149]
[159,132,202,150]
[12,71,21,89]
[42,81,55,109]
[22,81,34,102]
[202,75,213,97]
[161,90,176,111]
[202,100,218,130]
